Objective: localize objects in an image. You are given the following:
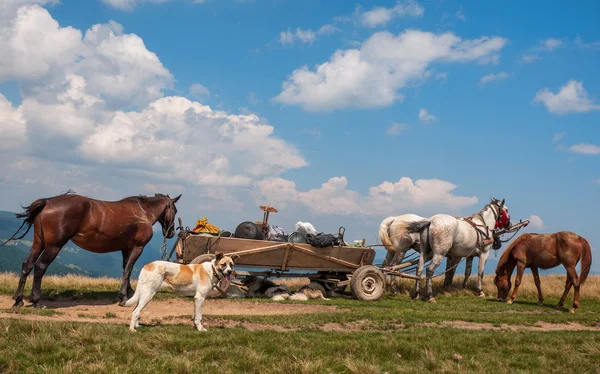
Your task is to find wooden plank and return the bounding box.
[223,243,289,257]
[281,245,292,272]
[386,259,419,271]
[290,244,362,270]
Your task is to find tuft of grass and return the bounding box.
[104,312,117,319]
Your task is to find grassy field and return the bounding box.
[0,273,599,373]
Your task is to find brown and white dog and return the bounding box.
[123,252,238,332]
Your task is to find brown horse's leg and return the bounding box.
[119,245,144,306]
[13,238,44,307]
[30,245,63,308]
[565,267,581,313]
[121,249,135,298]
[557,277,573,310]
[531,267,543,305]
[507,263,525,304]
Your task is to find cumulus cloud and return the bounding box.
[254,176,478,216]
[479,72,509,86]
[0,3,306,192]
[418,108,437,123]
[568,143,600,155]
[527,215,546,229]
[274,29,507,111]
[358,0,424,28]
[521,54,540,64]
[534,80,600,114]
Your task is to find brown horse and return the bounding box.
[1,191,181,308]
[494,231,592,312]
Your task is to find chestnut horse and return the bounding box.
[494,231,592,312]
[1,191,181,308]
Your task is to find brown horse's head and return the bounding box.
[157,194,181,239]
[494,269,511,301]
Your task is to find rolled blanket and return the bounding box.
[192,217,220,234]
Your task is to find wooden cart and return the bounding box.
[164,207,420,301]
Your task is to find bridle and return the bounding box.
[461,199,509,250]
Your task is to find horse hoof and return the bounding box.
[555,305,563,310]
[32,303,43,309]
[118,299,128,307]
[412,294,420,300]
[506,299,514,305]
[427,297,436,303]
[568,308,575,314]
[12,300,24,308]
[477,292,485,298]
[537,301,544,306]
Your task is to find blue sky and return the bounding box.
[0,0,598,275]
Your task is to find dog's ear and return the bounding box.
[215,252,224,262]
[231,254,240,263]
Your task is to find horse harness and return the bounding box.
[459,202,504,251]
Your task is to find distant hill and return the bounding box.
[0,211,175,278]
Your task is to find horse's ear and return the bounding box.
[500,199,505,207]
[171,194,182,204]
[215,252,224,261]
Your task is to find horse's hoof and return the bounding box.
[477,292,485,298]
[555,304,563,310]
[506,299,514,305]
[427,297,436,303]
[412,294,420,300]
[568,308,576,314]
[537,301,544,306]
[12,300,24,308]
[32,303,43,309]
[118,299,128,307]
[129,328,137,333]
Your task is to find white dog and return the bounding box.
[123,252,238,332]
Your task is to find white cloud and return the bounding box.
[386,122,409,136]
[359,0,424,28]
[575,37,600,50]
[100,0,172,11]
[435,72,448,82]
[189,83,210,98]
[0,94,27,149]
[568,143,600,155]
[480,71,509,85]
[274,30,507,111]
[254,176,478,216]
[455,9,466,22]
[534,80,600,115]
[552,132,566,142]
[543,38,563,51]
[527,215,545,229]
[418,108,437,123]
[0,3,306,191]
[279,24,338,46]
[248,92,260,105]
[521,54,540,64]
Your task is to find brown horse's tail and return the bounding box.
[0,198,48,248]
[579,237,592,286]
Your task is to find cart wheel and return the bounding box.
[350,265,385,301]
[190,254,216,264]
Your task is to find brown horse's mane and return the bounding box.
[496,234,525,274]
[116,193,171,203]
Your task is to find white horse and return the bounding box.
[403,198,511,302]
[379,214,478,292]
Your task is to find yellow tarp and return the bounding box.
[192,217,220,234]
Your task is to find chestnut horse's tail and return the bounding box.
[579,237,592,286]
[0,198,48,248]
